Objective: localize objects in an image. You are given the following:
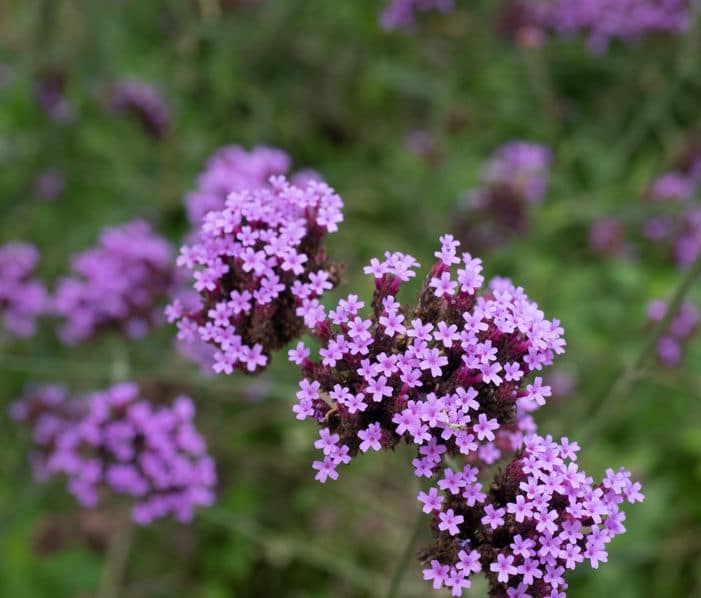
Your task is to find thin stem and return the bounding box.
[582,251,701,441]
[385,509,424,598]
[98,513,134,598]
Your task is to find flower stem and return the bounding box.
[98,512,133,598]
[583,251,701,441]
[385,509,424,598]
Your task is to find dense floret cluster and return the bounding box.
[54,220,174,344]
[291,234,565,483]
[381,0,455,30]
[185,145,292,225]
[168,176,343,375]
[419,434,644,597]
[500,0,691,52]
[109,79,170,139]
[11,383,216,524]
[453,141,552,251]
[0,242,48,338]
[647,298,700,366]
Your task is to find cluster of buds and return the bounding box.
[291,233,565,482]
[647,298,700,367]
[53,220,174,345]
[168,176,343,376]
[11,383,216,524]
[453,141,552,252]
[498,0,691,53]
[109,79,171,140]
[0,242,48,338]
[380,0,455,31]
[419,434,644,597]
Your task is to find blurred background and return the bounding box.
[1,1,701,596]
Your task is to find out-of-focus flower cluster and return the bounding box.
[643,143,701,269]
[11,383,216,524]
[169,176,343,375]
[419,434,643,597]
[292,233,565,482]
[0,242,48,338]
[453,141,552,251]
[500,0,691,53]
[109,79,170,140]
[647,298,699,366]
[54,220,174,345]
[381,0,455,31]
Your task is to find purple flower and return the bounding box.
[292,233,565,481]
[170,176,343,375]
[109,79,170,140]
[380,0,454,31]
[0,242,48,338]
[35,68,74,122]
[454,141,552,251]
[184,145,293,225]
[54,220,174,344]
[419,433,643,595]
[647,298,699,367]
[503,0,692,53]
[33,169,65,201]
[12,383,216,524]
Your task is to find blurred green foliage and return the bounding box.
[1,1,701,596]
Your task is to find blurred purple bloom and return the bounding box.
[53,220,174,344]
[647,298,699,367]
[381,0,455,31]
[0,242,48,338]
[35,68,74,122]
[33,169,65,201]
[12,383,216,524]
[110,79,170,139]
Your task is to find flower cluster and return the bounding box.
[453,141,552,251]
[500,0,691,53]
[185,145,292,225]
[11,383,216,524]
[418,433,644,597]
[33,168,65,201]
[54,220,174,344]
[0,242,48,338]
[647,298,700,367]
[643,146,701,269]
[589,218,630,258]
[109,79,170,140]
[381,0,455,31]
[291,233,565,483]
[168,176,343,375]
[34,67,74,122]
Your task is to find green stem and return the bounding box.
[582,251,701,441]
[385,509,424,598]
[98,512,133,598]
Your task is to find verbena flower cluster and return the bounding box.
[34,67,74,122]
[168,176,343,375]
[643,145,701,269]
[185,145,292,225]
[381,0,455,31]
[500,0,691,53]
[419,434,644,597]
[291,233,565,482]
[453,141,552,251]
[291,234,643,595]
[11,383,216,524]
[588,218,629,257]
[54,220,174,344]
[33,168,65,201]
[647,298,699,366]
[0,242,48,338]
[109,79,171,140]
